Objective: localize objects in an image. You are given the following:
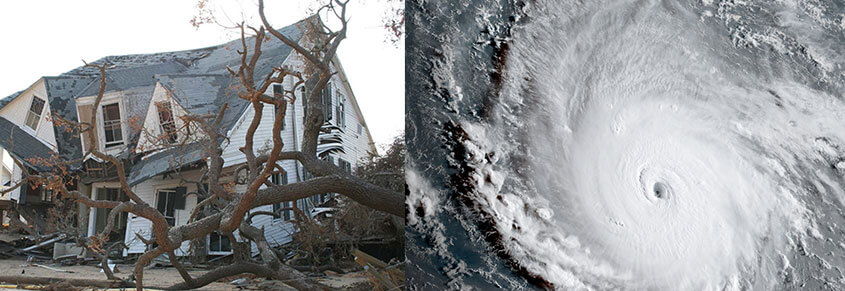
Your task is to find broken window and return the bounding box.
[102,103,123,148]
[156,187,186,226]
[208,231,231,253]
[25,96,45,130]
[156,101,178,144]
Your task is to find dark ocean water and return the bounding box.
[406,0,845,289]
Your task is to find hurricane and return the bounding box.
[406,0,845,290]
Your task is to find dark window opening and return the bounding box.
[209,231,232,253]
[338,159,352,174]
[94,188,128,240]
[156,187,185,226]
[337,99,345,128]
[270,169,291,221]
[321,82,332,122]
[156,101,178,144]
[301,87,307,122]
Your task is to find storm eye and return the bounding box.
[653,182,668,199]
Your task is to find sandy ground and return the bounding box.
[0,258,371,290]
[0,258,237,290]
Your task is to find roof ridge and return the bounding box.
[156,73,232,78]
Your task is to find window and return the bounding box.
[338,158,352,174]
[336,99,345,128]
[272,84,283,97]
[0,166,10,188]
[208,231,232,253]
[270,170,292,221]
[270,170,288,185]
[156,187,186,226]
[40,185,53,202]
[102,103,123,148]
[321,82,333,122]
[0,150,12,189]
[156,101,178,144]
[95,188,127,235]
[301,87,307,122]
[357,123,362,135]
[25,97,45,130]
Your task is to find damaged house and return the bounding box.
[0,18,376,258]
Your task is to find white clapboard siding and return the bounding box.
[0,79,58,150]
[247,159,303,256]
[123,52,375,258]
[125,171,200,255]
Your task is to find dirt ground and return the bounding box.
[0,258,238,290]
[0,258,371,290]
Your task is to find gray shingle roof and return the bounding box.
[64,20,303,87]
[0,117,55,172]
[127,144,205,186]
[75,62,187,98]
[156,74,250,135]
[0,91,22,111]
[44,76,98,165]
[1,19,305,181]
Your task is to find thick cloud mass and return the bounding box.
[406,0,845,289]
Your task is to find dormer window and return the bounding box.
[25,97,45,130]
[102,103,123,148]
[156,101,178,144]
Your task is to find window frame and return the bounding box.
[336,97,345,128]
[321,82,333,122]
[94,188,127,234]
[156,101,178,144]
[207,231,232,255]
[100,102,125,149]
[25,96,45,131]
[270,169,292,221]
[155,189,177,226]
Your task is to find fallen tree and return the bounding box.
[0,0,403,290]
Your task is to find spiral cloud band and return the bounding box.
[418,0,845,289]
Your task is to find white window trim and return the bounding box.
[76,93,126,154]
[155,188,178,226]
[98,100,127,154]
[206,232,233,255]
[24,95,45,132]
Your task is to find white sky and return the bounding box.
[0,0,404,149]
